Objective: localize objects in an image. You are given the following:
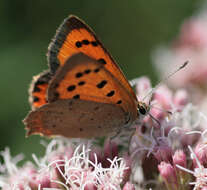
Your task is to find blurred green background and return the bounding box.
[0,0,203,159]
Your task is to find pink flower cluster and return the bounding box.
[125,74,207,190]
[0,139,134,190]
[2,4,207,190]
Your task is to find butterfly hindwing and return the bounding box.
[47,15,137,100]
[29,70,53,110]
[24,99,127,138]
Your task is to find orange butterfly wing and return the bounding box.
[48,53,137,120]
[47,15,137,101]
[24,53,138,138]
[29,71,52,110]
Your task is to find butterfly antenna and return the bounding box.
[142,61,189,102]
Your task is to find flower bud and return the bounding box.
[123,182,135,190]
[158,162,178,189]
[173,150,187,168]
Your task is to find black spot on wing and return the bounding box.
[96,80,107,89]
[91,41,98,46]
[67,85,76,91]
[78,81,85,86]
[73,94,80,99]
[116,100,122,104]
[98,58,106,65]
[94,68,100,73]
[33,96,39,102]
[33,86,41,92]
[82,39,89,45]
[76,72,83,78]
[84,69,91,74]
[106,90,115,97]
[75,41,82,48]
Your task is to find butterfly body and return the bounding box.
[24,15,144,138]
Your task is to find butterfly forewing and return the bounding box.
[48,15,137,101]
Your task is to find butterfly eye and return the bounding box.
[138,105,147,115]
[139,107,146,115]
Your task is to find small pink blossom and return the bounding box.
[158,162,178,189]
[122,182,135,190]
[173,150,187,168]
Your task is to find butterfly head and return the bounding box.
[137,102,150,117]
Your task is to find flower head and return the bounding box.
[0,139,132,190]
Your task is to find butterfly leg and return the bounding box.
[149,113,161,128]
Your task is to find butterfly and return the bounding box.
[23,15,149,138]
